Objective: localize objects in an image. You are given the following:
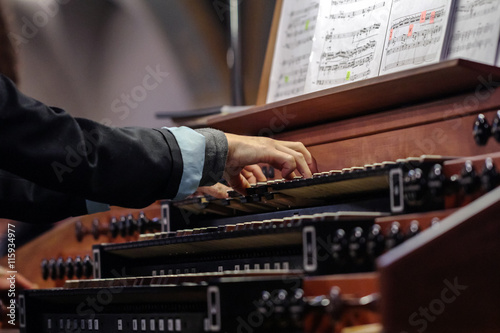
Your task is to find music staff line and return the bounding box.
[273,86,304,100]
[286,21,317,39]
[319,53,375,73]
[452,22,495,43]
[383,52,438,71]
[449,39,494,54]
[281,53,310,67]
[290,3,319,18]
[287,12,318,30]
[387,25,443,46]
[331,0,364,5]
[277,78,306,89]
[329,1,386,20]
[277,66,309,81]
[315,69,371,85]
[389,8,445,30]
[456,5,499,20]
[456,0,498,17]
[386,36,441,56]
[284,35,314,50]
[325,23,382,41]
[321,40,377,61]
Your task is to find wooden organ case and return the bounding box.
[16,59,500,333]
[205,59,500,332]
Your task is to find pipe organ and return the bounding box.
[15,60,500,333]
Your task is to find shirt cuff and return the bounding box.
[194,128,228,186]
[164,126,205,199]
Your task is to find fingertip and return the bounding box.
[230,174,251,196]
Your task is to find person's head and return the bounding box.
[0,3,17,83]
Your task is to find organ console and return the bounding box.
[12,59,500,332]
[0,203,162,290]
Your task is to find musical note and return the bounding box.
[388,9,445,30]
[379,1,456,75]
[331,0,365,5]
[386,36,441,56]
[315,69,372,86]
[266,0,320,103]
[304,0,392,92]
[329,2,386,20]
[290,3,319,17]
[383,52,438,71]
[321,40,377,61]
[325,23,382,41]
[447,0,500,65]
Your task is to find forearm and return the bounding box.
[0,75,227,208]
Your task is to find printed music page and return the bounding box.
[266,0,320,103]
[447,0,500,65]
[304,0,393,92]
[497,42,500,67]
[379,0,457,75]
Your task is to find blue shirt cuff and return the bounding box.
[163,126,205,199]
[85,200,110,214]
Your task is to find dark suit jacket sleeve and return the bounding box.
[0,169,90,223]
[0,74,184,209]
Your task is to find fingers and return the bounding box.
[240,168,257,184]
[0,267,36,290]
[266,139,317,178]
[224,133,318,186]
[242,165,267,183]
[275,140,318,175]
[16,273,37,290]
[274,143,313,179]
[225,171,251,196]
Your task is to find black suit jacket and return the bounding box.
[0,75,184,223]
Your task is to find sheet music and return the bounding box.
[305,0,392,92]
[266,0,320,103]
[447,0,500,65]
[379,0,456,75]
[497,40,500,66]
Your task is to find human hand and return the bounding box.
[223,134,317,195]
[0,266,36,327]
[0,266,36,291]
[196,165,267,198]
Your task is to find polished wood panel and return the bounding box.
[274,89,500,147]
[378,186,500,333]
[211,59,500,333]
[210,60,500,135]
[302,111,499,171]
[0,204,160,289]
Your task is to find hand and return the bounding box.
[0,266,36,327]
[0,266,36,290]
[196,165,267,198]
[224,134,317,195]
[196,182,232,198]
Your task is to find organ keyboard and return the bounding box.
[20,272,381,333]
[93,211,383,279]
[17,60,500,333]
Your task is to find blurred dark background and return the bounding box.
[4,0,276,127]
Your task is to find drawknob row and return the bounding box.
[473,112,500,146]
[41,255,93,280]
[75,211,162,242]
